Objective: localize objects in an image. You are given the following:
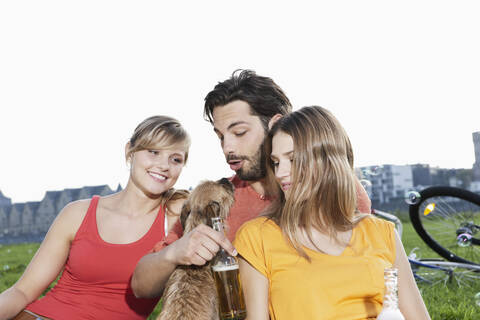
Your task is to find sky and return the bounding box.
[1,1,479,203]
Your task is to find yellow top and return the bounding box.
[234,216,396,320]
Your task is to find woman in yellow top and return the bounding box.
[234,106,430,320]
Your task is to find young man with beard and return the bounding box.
[131,70,371,298]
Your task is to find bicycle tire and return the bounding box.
[411,259,480,288]
[409,186,480,265]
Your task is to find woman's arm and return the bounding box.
[238,257,269,320]
[393,231,431,320]
[0,201,86,320]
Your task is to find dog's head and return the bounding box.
[180,178,235,232]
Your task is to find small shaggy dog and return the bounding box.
[157,178,235,320]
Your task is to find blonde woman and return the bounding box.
[234,106,430,320]
[0,116,190,320]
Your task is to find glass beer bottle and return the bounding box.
[211,217,247,320]
[377,268,405,320]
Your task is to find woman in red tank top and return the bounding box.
[0,116,190,320]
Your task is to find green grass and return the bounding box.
[1,219,480,319]
[0,243,38,290]
[400,219,480,320]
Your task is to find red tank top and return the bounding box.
[27,196,163,319]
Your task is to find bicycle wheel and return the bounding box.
[411,259,480,288]
[409,186,480,265]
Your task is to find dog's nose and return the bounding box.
[218,178,230,185]
[217,178,234,191]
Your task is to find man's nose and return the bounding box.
[222,136,236,155]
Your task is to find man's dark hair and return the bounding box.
[204,69,292,129]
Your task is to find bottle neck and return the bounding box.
[211,217,224,233]
[211,217,237,267]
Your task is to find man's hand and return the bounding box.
[166,223,237,266]
[131,223,238,298]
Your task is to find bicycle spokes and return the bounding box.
[409,186,480,265]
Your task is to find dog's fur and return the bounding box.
[157,178,235,320]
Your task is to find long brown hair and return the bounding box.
[127,115,191,215]
[264,106,363,260]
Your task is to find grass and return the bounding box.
[1,219,480,319]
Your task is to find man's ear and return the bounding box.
[268,114,283,130]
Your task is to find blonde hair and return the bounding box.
[265,106,363,260]
[127,115,191,214]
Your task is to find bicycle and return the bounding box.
[408,186,480,265]
[373,207,480,288]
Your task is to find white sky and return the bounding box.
[1,1,479,203]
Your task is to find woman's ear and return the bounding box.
[268,114,283,130]
[125,142,132,163]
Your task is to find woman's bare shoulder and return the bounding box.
[53,198,93,237]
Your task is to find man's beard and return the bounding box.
[236,142,266,181]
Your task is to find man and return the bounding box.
[131,70,371,298]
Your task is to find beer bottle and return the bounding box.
[211,217,247,320]
[377,268,405,320]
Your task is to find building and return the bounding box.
[471,181,480,192]
[473,131,480,181]
[360,164,414,204]
[0,190,11,207]
[0,185,119,244]
[429,167,472,189]
[411,164,432,187]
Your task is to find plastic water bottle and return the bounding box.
[377,268,405,320]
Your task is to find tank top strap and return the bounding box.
[73,195,101,241]
[145,205,166,243]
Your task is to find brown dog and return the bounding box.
[157,178,235,320]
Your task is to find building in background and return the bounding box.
[360,164,413,207]
[0,184,121,244]
[0,191,11,207]
[473,131,480,181]
[411,164,432,188]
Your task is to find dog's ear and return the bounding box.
[180,201,191,229]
